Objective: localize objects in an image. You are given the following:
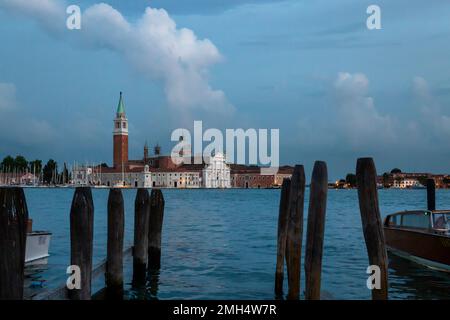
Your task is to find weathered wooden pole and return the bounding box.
[148,189,165,270]
[0,187,28,300]
[133,188,150,286]
[286,165,306,300]
[427,178,436,211]
[274,178,291,297]
[356,158,388,300]
[305,161,328,300]
[106,188,124,300]
[69,187,94,300]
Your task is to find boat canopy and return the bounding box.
[385,210,450,235]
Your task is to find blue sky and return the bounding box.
[0,0,449,179]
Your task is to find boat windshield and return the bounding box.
[433,213,450,233]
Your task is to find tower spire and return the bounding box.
[116,91,125,116]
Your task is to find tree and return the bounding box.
[43,159,58,184]
[345,173,357,188]
[417,176,428,187]
[61,162,70,184]
[391,168,402,174]
[14,155,28,172]
[1,155,15,172]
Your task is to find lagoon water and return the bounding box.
[24,188,450,300]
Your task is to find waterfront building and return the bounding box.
[0,172,39,185]
[71,92,295,188]
[72,93,232,188]
[202,152,231,188]
[392,178,423,189]
[230,165,293,188]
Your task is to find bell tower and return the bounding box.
[113,92,128,170]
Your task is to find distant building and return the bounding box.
[203,152,231,188]
[72,93,232,188]
[392,178,423,189]
[20,173,38,185]
[0,172,38,185]
[230,165,293,188]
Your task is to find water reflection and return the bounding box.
[388,253,450,299]
[24,261,49,299]
[125,268,161,300]
[147,269,161,300]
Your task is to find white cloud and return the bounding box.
[0,0,65,32]
[297,73,450,154]
[413,76,450,138]
[332,72,395,148]
[0,1,234,115]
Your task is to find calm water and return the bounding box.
[23,188,450,300]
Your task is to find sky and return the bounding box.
[0,0,449,180]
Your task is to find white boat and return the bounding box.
[25,220,51,264]
[26,231,51,264]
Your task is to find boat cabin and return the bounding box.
[384,210,450,236]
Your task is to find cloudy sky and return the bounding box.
[0,0,449,179]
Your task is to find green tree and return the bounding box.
[61,162,70,184]
[417,176,428,187]
[14,155,28,172]
[43,159,58,184]
[345,173,357,188]
[1,155,15,172]
[391,168,402,174]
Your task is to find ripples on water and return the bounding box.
[23,188,450,300]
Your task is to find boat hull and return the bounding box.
[384,227,450,272]
[25,232,51,264]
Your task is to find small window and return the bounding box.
[401,212,431,229]
[388,215,400,227]
[122,122,127,129]
[116,122,120,129]
[433,213,450,230]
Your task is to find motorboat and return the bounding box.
[25,219,51,264]
[384,210,450,272]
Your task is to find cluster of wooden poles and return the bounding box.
[275,158,389,300]
[0,187,165,300]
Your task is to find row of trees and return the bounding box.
[0,155,70,185]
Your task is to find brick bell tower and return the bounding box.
[113,92,128,171]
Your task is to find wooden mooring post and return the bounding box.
[286,165,306,300]
[427,178,436,211]
[305,161,328,300]
[148,189,165,270]
[69,187,94,300]
[106,188,125,300]
[274,178,291,297]
[356,158,388,300]
[0,187,28,300]
[133,188,150,286]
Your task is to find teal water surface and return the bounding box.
[23,188,450,300]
